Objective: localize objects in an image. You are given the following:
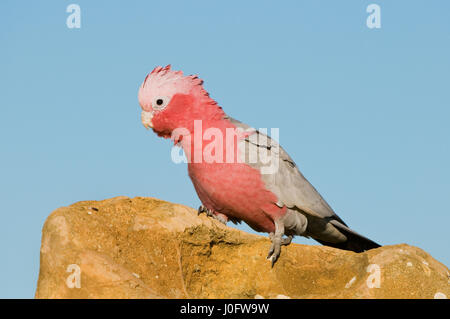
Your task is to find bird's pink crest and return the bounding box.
[138,65,208,112]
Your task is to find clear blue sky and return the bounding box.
[1,0,449,298]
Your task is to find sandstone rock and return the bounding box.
[35,196,449,299]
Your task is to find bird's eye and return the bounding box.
[152,96,170,110]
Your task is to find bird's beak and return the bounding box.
[141,111,153,129]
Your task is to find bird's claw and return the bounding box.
[197,205,227,225]
[198,205,213,217]
[266,238,281,267]
[267,233,293,267]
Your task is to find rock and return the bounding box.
[35,196,449,299]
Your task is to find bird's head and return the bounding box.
[138,65,224,138]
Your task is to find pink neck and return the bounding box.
[178,102,242,164]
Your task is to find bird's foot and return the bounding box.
[269,233,293,245]
[267,220,292,267]
[197,205,227,225]
[197,205,213,217]
[267,235,282,267]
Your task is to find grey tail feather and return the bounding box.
[314,220,381,253]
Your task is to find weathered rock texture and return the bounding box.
[35,196,449,299]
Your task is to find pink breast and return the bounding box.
[188,162,285,233]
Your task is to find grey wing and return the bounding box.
[227,116,381,251]
[227,116,344,223]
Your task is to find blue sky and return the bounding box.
[1,0,449,298]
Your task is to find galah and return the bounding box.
[138,65,380,266]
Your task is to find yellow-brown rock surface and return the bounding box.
[35,196,449,299]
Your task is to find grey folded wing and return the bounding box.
[227,116,381,250]
[227,116,345,223]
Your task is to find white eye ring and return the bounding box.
[152,96,170,110]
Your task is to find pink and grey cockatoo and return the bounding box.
[138,65,380,266]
